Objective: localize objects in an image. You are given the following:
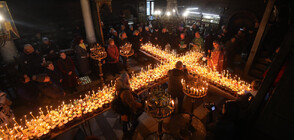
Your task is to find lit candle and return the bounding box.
[12,118,20,127]
[30,112,36,120]
[5,124,9,131]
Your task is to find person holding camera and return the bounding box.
[168,61,189,113]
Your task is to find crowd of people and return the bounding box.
[104,21,259,73]
[0,20,264,136]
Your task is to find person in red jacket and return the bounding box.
[107,39,120,77]
[57,51,78,92]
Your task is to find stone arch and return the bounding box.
[227,10,258,34]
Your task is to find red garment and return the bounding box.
[107,44,119,63]
[57,57,78,89]
[208,49,224,72]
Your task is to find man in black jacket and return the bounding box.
[159,27,170,49]
[168,61,189,113]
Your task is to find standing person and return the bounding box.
[175,33,189,54]
[168,61,189,113]
[159,27,170,49]
[224,37,237,69]
[112,72,143,139]
[204,31,215,56]
[207,40,225,72]
[110,29,119,45]
[190,32,204,51]
[118,32,129,47]
[138,26,143,38]
[142,26,152,43]
[75,37,91,76]
[132,30,142,57]
[120,25,126,34]
[107,39,120,77]
[152,27,160,46]
[57,52,78,93]
[126,25,134,40]
[190,23,199,37]
[218,25,230,44]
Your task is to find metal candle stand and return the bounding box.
[144,87,176,140]
[90,43,107,85]
[119,43,134,71]
[180,76,208,137]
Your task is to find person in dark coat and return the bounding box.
[107,39,120,77]
[142,26,152,43]
[132,30,142,56]
[126,25,134,40]
[57,52,78,92]
[159,27,170,49]
[206,100,239,140]
[204,31,215,56]
[117,32,129,47]
[218,26,230,44]
[74,37,91,76]
[114,72,143,139]
[110,29,120,45]
[175,33,190,54]
[224,37,237,69]
[18,44,44,78]
[138,26,143,38]
[168,61,189,113]
[44,61,63,87]
[120,24,126,34]
[190,23,199,37]
[38,37,59,62]
[152,28,160,46]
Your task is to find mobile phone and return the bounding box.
[211,106,215,111]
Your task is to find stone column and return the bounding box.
[0,40,17,63]
[80,0,97,44]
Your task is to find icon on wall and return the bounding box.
[0,1,19,40]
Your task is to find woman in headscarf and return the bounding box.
[114,72,143,139]
[57,52,78,92]
[74,37,91,76]
[207,40,225,72]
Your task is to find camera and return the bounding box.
[204,102,216,111]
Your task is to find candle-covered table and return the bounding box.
[145,85,176,140]
[140,43,251,97]
[0,62,173,139]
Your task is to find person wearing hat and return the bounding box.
[18,44,43,78]
[168,61,189,113]
[39,37,59,62]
